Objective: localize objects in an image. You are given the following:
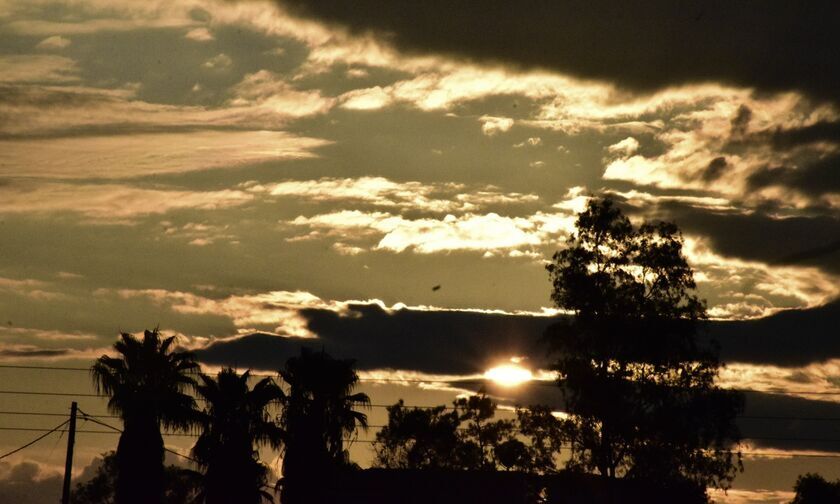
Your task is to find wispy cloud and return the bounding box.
[0,182,254,221]
[0,130,330,178]
[35,35,71,50]
[0,55,79,83]
[248,176,538,212]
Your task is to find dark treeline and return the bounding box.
[72,198,800,503]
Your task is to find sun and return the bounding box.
[484,363,533,387]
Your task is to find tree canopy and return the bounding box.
[374,392,567,474]
[545,198,743,491]
[791,473,840,504]
[192,368,284,504]
[91,329,199,504]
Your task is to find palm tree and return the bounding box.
[91,329,199,504]
[277,348,370,503]
[192,368,285,504]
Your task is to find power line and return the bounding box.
[0,389,102,397]
[0,419,69,460]
[7,395,840,424]
[77,409,201,464]
[4,414,840,463]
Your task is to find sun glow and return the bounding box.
[484,363,533,387]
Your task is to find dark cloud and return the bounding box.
[610,196,840,273]
[707,300,840,367]
[196,303,555,375]
[0,462,62,504]
[280,0,840,102]
[196,299,840,381]
[747,153,840,197]
[700,156,728,182]
[0,348,68,358]
[770,120,840,150]
[739,391,840,452]
[729,105,752,140]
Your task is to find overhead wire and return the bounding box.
[0,419,69,460]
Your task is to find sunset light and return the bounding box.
[484,363,534,387]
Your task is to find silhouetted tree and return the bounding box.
[545,198,743,491]
[72,451,200,504]
[192,369,285,504]
[277,348,370,502]
[373,400,462,469]
[791,473,840,503]
[374,392,566,473]
[454,392,519,470]
[91,329,199,504]
[514,405,568,474]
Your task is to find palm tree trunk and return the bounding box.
[116,417,165,504]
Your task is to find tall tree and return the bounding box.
[545,198,743,491]
[277,348,370,502]
[192,369,285,504]
[91,329,199,504]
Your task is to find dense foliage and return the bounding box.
[545,198,743,490]
[791,473,840,504]
[373,392,566,474]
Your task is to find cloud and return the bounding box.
[0,130,330,178]
[0,461,62,504]
[288,209,575,256]
[614,197,840,274]
[0,76,335,137]
[513,137,542,148]
[35,35,71,49]
[0,326,98,342]
[0,55,78,83]
[281,0,840,102]
[228,70,336,117]
[684,237,840,318]
[0,276,65,302]
[203,52,233,69]
[340,86,392,110]
[708,489,793,504]
[599,90,839,209]
[607,137,640,155]
[707,299,840,367]
[194,302,556,375]
[116,288,561,342]
[249,176,538,212]
[479,116,514,136]
[747,153,840,200]
[0,181,255,221]
[3,0,198,35]
[185,27,214,41]
[113,289,325,338]
[0,343,109,363]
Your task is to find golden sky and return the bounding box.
[1,1,839,501]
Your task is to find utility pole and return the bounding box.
[61,401,77,504]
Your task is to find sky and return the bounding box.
[0,1,839,502]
